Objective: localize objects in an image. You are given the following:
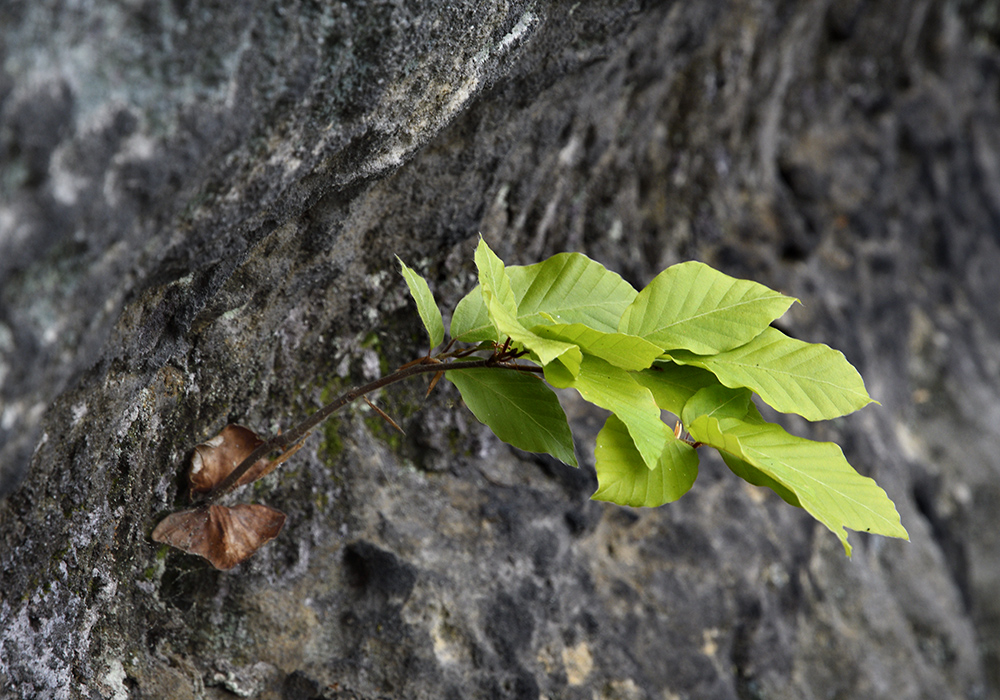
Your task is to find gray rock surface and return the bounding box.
[1,1,998,698]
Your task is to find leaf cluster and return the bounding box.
[153,241,907,571]
[401,239,907,555]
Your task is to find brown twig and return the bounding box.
[196,353,541,505]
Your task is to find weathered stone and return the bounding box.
[1,1,998,698]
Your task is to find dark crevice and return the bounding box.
[912,475,973,612]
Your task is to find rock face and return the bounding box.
[1,1,999,698]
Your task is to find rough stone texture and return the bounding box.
[1,1,999,699]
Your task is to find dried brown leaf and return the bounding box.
[187,424,305,498]
[188,425,265,496]
[152,504,287,570]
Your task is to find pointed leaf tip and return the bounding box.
[397,256,445,348]
[688,415,908,555]
[552,355,670,470]
[670,327,876,421]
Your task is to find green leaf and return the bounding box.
[688,415,908,555]
[546,354,671,470]
[474,238,583,376]
[680,385,752,428]
[451,251,637,342]
[593,414,699,507]
[707,401,802,507]
[530,323,663,371]
[634,362,723,416]
[720,451,801,508]
[619,261,797,354]
[489,297,584,376]
[512,252,638,331]
[674,385,800,506]
[450,287,496,343]
[396,257,445,348]
[668,327,876,421]
[474,237,518,320]
[446,367,577,467]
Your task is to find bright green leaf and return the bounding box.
[487,296,583,376]
[530,323,663,371]
[619,261,797,354]
[446,367,577,467]
[688,415,908,555]
[474,237,518,321]
[472,238,583,375]
[680,385,752,428]
[675,384,798,506]
[546,354,671,470]
[512,253,638,331]
[396,257,445,348]
[593,414,699,507]
[450,287,496,343]
[712,402,802,507]
[668,327,876,421]
[634,362,723,416]
[720,452,801,508]
[451,251,637,341]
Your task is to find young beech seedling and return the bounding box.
[153,238,908,569]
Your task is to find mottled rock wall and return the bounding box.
[1,1,999,699]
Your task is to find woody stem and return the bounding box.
[198,355,542,504]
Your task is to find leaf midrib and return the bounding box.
[706,348,870,402]
[459,371,568,444]
[741,441,901,531]
[650,291,787,335]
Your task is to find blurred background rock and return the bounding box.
[1,1,998,698]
